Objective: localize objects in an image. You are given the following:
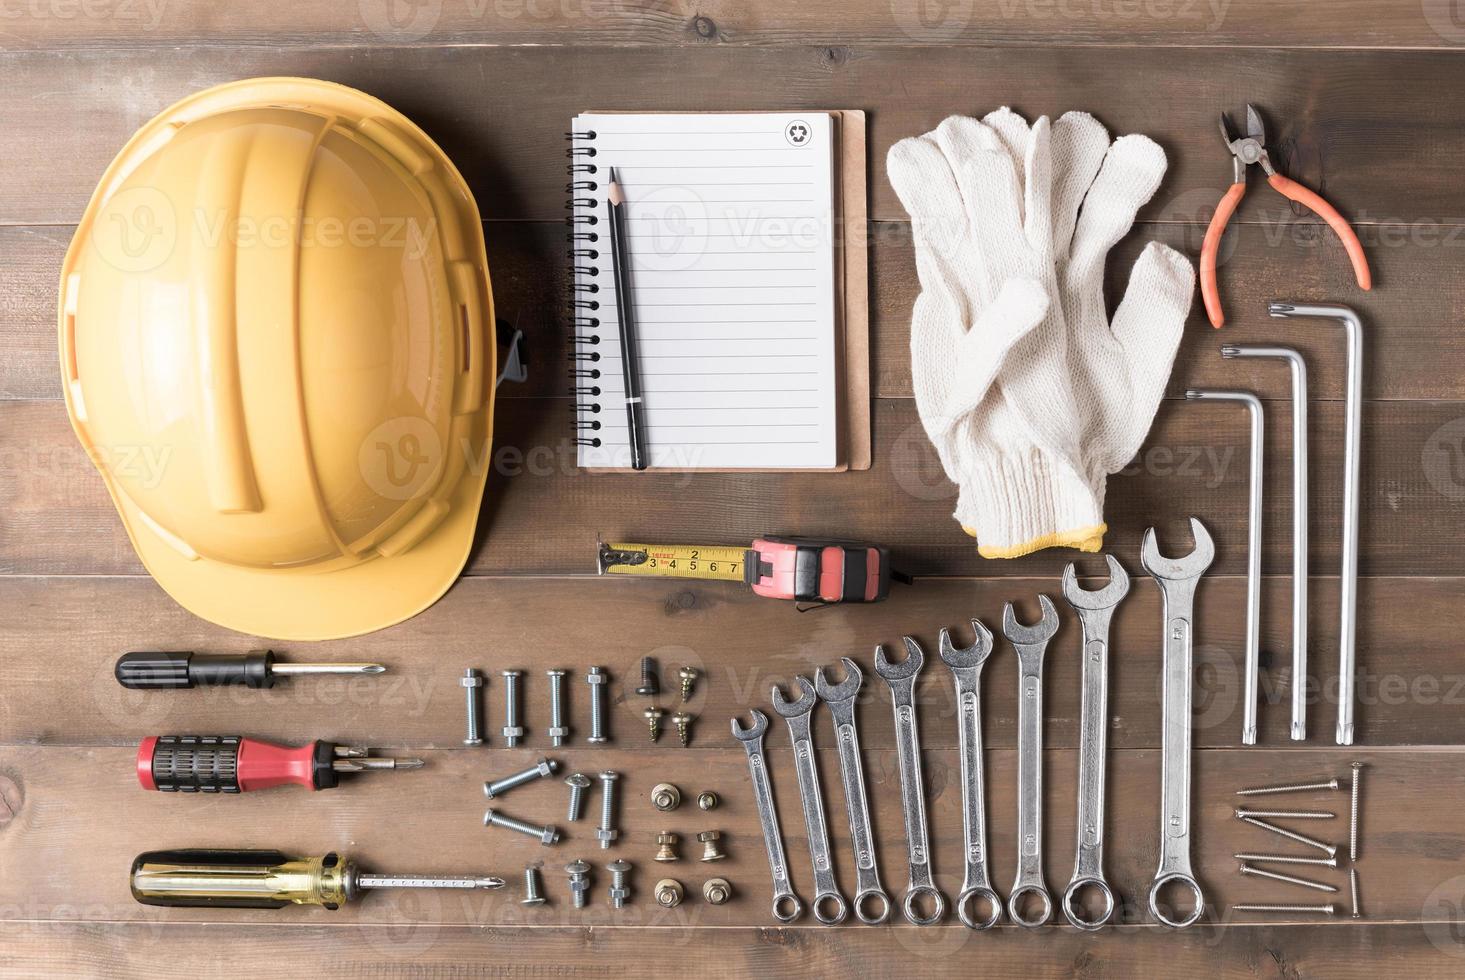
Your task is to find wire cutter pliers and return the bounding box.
[1201,105,1371,328]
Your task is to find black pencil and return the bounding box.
[606,167,647,470]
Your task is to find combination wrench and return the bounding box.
[1142,517,1215,928]
[937,619,1004,930]
[1060,555,1130,930]
[771,676,848,924]
[730,708,804,923]
[1002,595,1060,928]
[814,658,892,925]
[873,637,946,925]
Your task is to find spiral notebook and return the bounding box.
[569,110,869,471]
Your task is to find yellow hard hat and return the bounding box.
[59,78,495,641]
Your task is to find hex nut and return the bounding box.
[540,827,562,846]
[534,759,558,777]
[655,832,680,862]
[654,878,684,909]
[547,724,569,739]
[503,725,525,739]
[588,670,607,685]
[461,673,483,688]
[697,791,718,811]
[703,878,732,905]
[651,783,682,812]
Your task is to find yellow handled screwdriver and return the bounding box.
[130,849,504,910]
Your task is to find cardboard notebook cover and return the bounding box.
[582,108,870,473]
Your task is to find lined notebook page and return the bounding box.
[572,112,838,469]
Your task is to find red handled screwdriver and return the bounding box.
[137,736,424,794]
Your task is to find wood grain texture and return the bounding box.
[0,743,1444,928]
[2,46,1462,225]
[4,396,1463,578]
[9,221,1461,403]
[8,920,1465,979]
[4,575,1464,750]
[1,0,1461,50]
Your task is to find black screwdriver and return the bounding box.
[116,650,386,690]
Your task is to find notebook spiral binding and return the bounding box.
[566,129,603,447]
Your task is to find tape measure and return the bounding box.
[598,536,905,605]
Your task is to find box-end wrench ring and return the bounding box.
[937,619,1004,930]
[814,658,892,925]
[1060,555,1130,930]
[1142,518,1215,929]
[771,676,848,925]
[1003,596,1060,928]
[873,637,946,925]
[730,709,804,923]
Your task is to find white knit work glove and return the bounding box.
[889,109,1194,558]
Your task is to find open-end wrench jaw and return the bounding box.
[1140,517,1215,581]
[1061,554,1131,610]
[1003,594,1060,645]
[938,619,995,670]
[730,708,770,742]
[813,657,863,703]
[873,635,924,680]
[770,676,818,718]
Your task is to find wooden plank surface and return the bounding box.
[3,2,1462,974]
[2,0,1463,51]
[8,921,1465,980]
[2,46,1463,225]
[4,575,1464,750]
[6,220,1460,403]
[5,395,1463,578]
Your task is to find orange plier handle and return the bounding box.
[1200,173,1372,329]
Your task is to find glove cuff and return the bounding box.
[956,449,1107,559]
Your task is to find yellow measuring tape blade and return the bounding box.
[598,541,749,583]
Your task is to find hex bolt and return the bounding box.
[461,669,485,746]
[1350,868,1361,919]
[644,707,664,743]
[483,808,560,846]
[596,770,620,849]
[654,832,680,862]
[636,656,660,697]
[546,669,569,746]
[565,859,591,909]
[1236,778,1341,796]
[587,667,609,743]
[697,791,718,812]
[654,878,684,909]
[702,877,732,905]
[501,670,524,747]
[1235,808,1336,820]
[1350,761,1364,862]
[1234,852,1339,868]
[697,830,726,862]
[1240,816,1337,856]
[650,783,681,813]
[1231,903,1337,915]
[672,712,692,747]
[1238,862,1338,893]
[678,666,698,702]
[521,866,546,906]
[564,772,591,822]
[606,859,632,908]
[483,758,558,799]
